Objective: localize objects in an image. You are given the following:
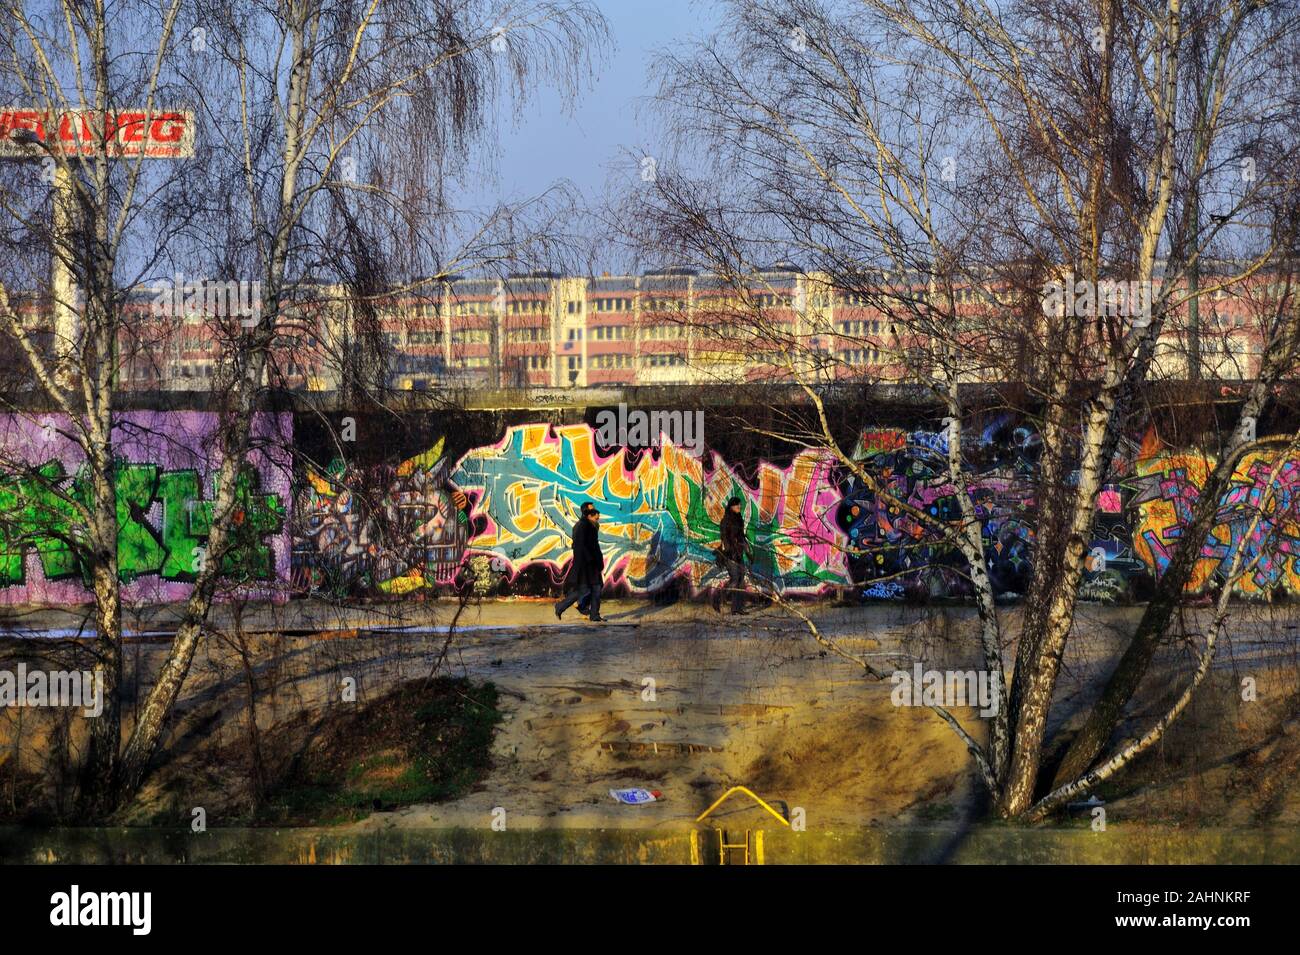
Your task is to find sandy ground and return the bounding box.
[3,597,1300,830]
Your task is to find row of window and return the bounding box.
[435,282,1289,317]
[175,362,214,378]
[388,323,693,346]
[384,303,440,319]
[643,297,686,313]
[561,354,688,371]
[839,319,884,335]
[380,287,976,319]
[591,297,634,313]
[453,301,498,317]
[840,349,883,365]
[451,329,492,344]
[644,353,686,367]
[507,299,548,315]
[840,288,981,307]
[643,324,688,339]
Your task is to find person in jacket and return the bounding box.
[555,506,606,622]
[565,503,594,615]
[716,496,750,615]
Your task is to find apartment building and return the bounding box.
[8,264,1281,393]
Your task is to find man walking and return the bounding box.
[555,505,606,622]
[716,496,751,615]
[568,503,594,615]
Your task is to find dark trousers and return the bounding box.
[724,558,746,613]
[557,581,602,618]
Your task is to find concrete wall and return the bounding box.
[1,403,1298,606]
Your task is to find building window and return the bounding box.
[839,348,880,365]
[838,319,882,336]
[643,353,685,368]
[508,299,547,315]
[451,329,491,344]
[643,323,686,340]
[592,297,633,313]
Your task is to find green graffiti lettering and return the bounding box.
[0,460,284,586]
[110,463,165,580]
[191,467,286,579]
[157,470,204,579]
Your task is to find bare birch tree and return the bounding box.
[0,0,188,807]
[621,0,1300,818]
[2,0,606,816]
[112,0,607,807]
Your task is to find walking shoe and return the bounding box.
[554,604,563,620]
[588,615,607,623]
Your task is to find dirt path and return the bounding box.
[6,598,1300,829]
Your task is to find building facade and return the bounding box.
[14,265,1279,393]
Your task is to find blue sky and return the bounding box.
[466,0,717,206]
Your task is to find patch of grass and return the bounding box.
[914,801,958,822]
[258,677,501,826]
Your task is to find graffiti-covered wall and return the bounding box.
[1,407,1297,606]
[836,415,1143,601]
[450,423,847,595]
[829,415,1300,601]
[290,412,1300,602]
[0,412,291,605]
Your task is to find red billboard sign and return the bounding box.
[0,109,194,158]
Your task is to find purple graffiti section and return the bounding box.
[0,412,292,605]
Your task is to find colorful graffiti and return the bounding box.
[0,412,291,605]
[1133,444,1300,596]
[2,410,1298,607]
[285,416,1300,602]
[837,417,1300,600]
[292,438,472,596]
[836,419,1039,598]
[450,423,850,594]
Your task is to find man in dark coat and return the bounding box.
[555,506,606,622]
[565,502,594,615]
[716,496,750,615]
